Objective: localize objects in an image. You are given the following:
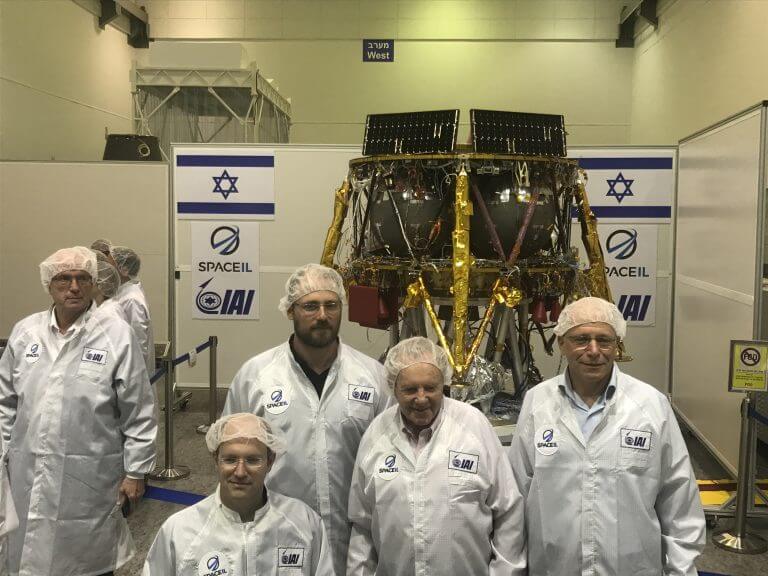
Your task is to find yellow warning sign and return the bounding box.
[729,340,768,392]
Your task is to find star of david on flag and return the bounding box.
[212,170,239,200]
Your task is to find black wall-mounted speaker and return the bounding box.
[103,134,162,161]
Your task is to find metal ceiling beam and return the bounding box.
[616,0,658,48]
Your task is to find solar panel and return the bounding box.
[470,109,567,156]
[362,110,460,155]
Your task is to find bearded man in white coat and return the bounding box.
[223,263,390,575]
[508,297,706,576]
[0,246,157,576]
[347,337,527,576]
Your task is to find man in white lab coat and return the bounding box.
[223,263,390,575]
[112,245,156,376]
[347,337,527,576]
[508,297,706,576]
[0,246,157,576]
[143,413,335,575]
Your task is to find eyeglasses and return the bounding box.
[565,335,618,350]
[295,301,341,315]
[217,455,268,470]
[51,273,93,288]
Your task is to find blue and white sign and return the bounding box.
[173,146,275,220]
[363,39,394,62]
[570,149,675,223]
[573,223,658,326]
[191,221,259,320]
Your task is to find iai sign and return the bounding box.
[191,221,259,320]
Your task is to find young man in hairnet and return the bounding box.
[0,246,157,576]
[508,297,706,576]
[143,413,334,575]
[112,245,156,375]
[347,336,527,575]
[223,263,390,575]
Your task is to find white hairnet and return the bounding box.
[40,246,97,291]
[90,238,113,255]
[384,336,453,390]
[205,413,286,455]
[111,246,141,279]
[93,252,121,299]
[278,263,346,316]
[553,297,627,339]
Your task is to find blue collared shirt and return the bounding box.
[559,366,617,441]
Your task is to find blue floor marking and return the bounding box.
[145,485,205,506]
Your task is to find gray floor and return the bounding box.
[117,390,768,576]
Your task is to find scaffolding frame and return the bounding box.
[131,62,292,160]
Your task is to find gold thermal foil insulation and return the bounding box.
[320,179,350,267]
[451,166,473,376]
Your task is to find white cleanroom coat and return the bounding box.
[347,397,527,576]
[223,341,390,575]
[0,307,157,576]
[117,280,156,375]
[143,488,335,576]
[96,297,128,323]
[508,366,706,576]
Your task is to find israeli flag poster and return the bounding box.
[191,221,259,320]
[569,148,675,223]
[173,146,275,220]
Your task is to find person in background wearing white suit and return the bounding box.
[508,297,706,576]
[347,336,527,576]
[112,245,156,376]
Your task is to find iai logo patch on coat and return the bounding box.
[348,383,374,404]
[621,428,651,451]
[24,342,41,364]
[81,348,108,365]
[264,387,290,414]
[535,426,559,455]
[448,450,479,474]
[278,547,304,568]
[198,551,229,576]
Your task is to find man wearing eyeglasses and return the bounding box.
[143,413,334,575]
[507,297,705,576]
[0,246,157,576]
[223,263,390,576]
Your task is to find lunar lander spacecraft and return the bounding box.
[321,109,627,416]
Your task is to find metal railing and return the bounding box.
[149,336,218,481]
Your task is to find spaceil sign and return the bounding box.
[601,224,657,326]
[191,221,259,320]
[572,222,658,326]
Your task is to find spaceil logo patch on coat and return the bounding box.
[377,453,400,480]
[81,348,108,365]
[621,428,651,451]
[348,383,375,404]
[535,426,559,455]
[264,387,290,414]
[24,342,41,364]
[448,450,479,474]
[198,551,228,576]
[278,547,304,568]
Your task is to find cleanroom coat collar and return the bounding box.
[554,364,620,448]
[215,485,271,525]
[283,339,343,404]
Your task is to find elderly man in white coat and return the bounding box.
[508,297,706,576]
[223,263,390,575]
[143,413,334,575]
[347,336,527,576]
[0,246,157,576]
